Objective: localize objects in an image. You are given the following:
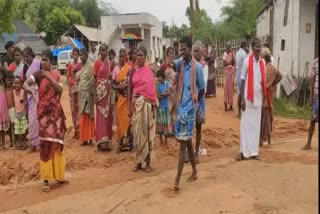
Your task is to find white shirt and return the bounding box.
[203,64,209,93]
[241,56,266,108]
[236,48,248,75]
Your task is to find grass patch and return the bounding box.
[273,98,310,120]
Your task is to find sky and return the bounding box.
[105,0,230,27]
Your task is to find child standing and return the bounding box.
[13,76,28,150]
[0,68,10,150]
[5,71,15,147]
[156,69,173,144]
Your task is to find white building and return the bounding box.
[100,12,163,63]
[257,0,318,79]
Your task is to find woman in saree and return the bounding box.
[128,46,157,173]
[78,48,96,146]
[127,48,137,68]
[67,48,82,139]
[161,47,177,131]
[23,50,67,192]
[223,43,236,111]
[260,48,282,146]
[8,47,24,77]
[23,47,41,153]
[205,49,216,98]
[112,49,133,153]
[93,44,113,151]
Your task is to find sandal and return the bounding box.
[187,174,198,182]
[301,145,312,150]
[251,155,260,160]
[236,153,244,161]
[42,183,51,193]
[132,163,142,172]
[145,165,152,173]
[173,184,180,191]
[81,141,89,146]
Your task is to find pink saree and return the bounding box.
[224,52,235,106]
[94,59,113,149]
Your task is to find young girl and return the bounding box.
[0,68,10,150]
[13,76,28,150]
[156,69,173,144]
[5,71,15,147]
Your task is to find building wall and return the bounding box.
[100,13,163,63]
[256,9,270,43]
[299,0,317,76]
[257,0,317,79]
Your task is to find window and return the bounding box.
[58,52,69,60]
[281,39,286,51]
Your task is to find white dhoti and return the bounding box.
[240,103,262,158]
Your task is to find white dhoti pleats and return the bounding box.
[240,104,262,158]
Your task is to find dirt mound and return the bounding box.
[202,128,239,149]
[0,156,39,185]
[272,119,308,138]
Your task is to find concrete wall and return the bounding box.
[257,0,317,78]
[100,12,163,63]
[256,9,270,43]
[271,0,300,77]
[299,0,317,76]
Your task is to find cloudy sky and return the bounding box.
[105,0,230,26]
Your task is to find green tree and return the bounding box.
[71,0,97,27]
[44,6,85,44]
[71,0,118,27]
[193,9,214,41]
[219,0,265,38]
[0,0,15,33]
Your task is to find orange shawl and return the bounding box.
[247,54,267,103]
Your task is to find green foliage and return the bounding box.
[164,0,266,41]
[219,0,266,38]
[274,98,311,120]
[13,0,118,45]
[71,0,100,27]
[162,22,189,40]
[193,10,214,41]
[44,6,86,44]
[71,0,118,27]
[0,0,15,34]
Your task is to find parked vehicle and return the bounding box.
[57,50,73,74]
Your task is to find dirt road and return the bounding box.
[0,87,318,214]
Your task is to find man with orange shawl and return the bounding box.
[260,48,282,146]
[173,36,205,190]
[112,49,133,153]
[237,38,267,161]
[223,42,236,111]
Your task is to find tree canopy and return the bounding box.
[0,0,15,34]
[12,0,118,45]
[164,0,266,42]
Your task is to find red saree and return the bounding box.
[94,59,113,148]
[33,71,66,162]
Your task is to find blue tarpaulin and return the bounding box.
[52,45,73,57]
[73,39,84,49]
[52,38,84,57]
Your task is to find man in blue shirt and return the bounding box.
[173,36,205,190]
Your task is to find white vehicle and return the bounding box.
[57,50,73,73]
